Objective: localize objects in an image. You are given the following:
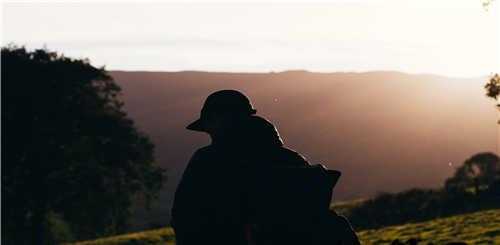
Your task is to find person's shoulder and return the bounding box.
[191,145,216,158]
[280,146,306,159]
[277,146,310,166]
[194,145,213,154]
[185,145,215,170]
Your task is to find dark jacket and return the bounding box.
[171,116,308,245]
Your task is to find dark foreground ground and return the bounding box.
[70,208,500,245]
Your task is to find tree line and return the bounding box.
[344,152,500,230]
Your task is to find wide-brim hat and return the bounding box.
[187,90,257,132]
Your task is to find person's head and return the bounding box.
[186,90,257,142]
[241,116,283,148]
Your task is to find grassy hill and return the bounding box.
[358,208,500,244]
[70,208,500,245]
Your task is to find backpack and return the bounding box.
[244,165,360,245]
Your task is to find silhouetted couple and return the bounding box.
[171,90,360,245]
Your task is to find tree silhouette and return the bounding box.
[479,0,499,124]
[481,0,496,9]
[1,46,165,244]
[445,152,499,195]
[485,74,500,106]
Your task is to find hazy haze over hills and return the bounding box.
[110,71,498,229]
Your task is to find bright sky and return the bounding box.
[2,0,499,77]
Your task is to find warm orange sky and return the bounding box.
[2,1,499,77]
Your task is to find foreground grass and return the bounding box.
[358,209,500,244]
[70,228,175,245]
[71,209,500,245]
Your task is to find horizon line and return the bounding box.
[109,69,490,80]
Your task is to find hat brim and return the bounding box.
[186,118,206,132]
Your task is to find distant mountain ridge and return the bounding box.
[109,70,497,230]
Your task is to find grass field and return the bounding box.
[70,228,176,245]
[358,209,500,244]
[70,209,500,245]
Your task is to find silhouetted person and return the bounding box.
[171,90,359,245]
[171,90,258,245]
